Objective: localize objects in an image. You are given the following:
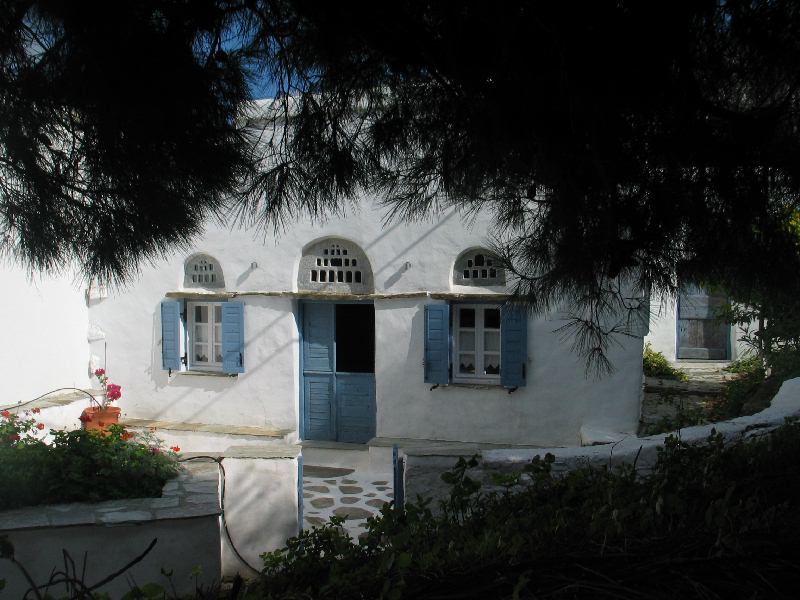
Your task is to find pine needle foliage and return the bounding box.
[4,1,800,370]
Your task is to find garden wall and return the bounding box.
[219,446,301,577]
[0,461,221,598]
[402,377,800,507]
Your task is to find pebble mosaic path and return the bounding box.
[302,465,394,539]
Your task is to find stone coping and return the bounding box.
[121,418,291,438]
[402,378,800,506]
[0,461,220,533]
[381,437,544,456]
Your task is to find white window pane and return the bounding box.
[459,331,475,352]
[484,308,500,329]
[459,308,475,328]
[214,344,223,363]
[195,324,208,343]
[194,345,208,363]
[194,305,208,323]
[484,356,500,375]
[214,305,222,323]
[484,331,500,352]
[458,354,476,374]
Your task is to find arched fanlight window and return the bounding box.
[453,248,506,286]
[298,238,373,294]
[184,254,225,289]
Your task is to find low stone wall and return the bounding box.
[0,461,221,598]
[638,375,728,433]
[402,377,800,508]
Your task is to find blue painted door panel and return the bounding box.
[336,373,376,443]
[303,303,334,373]
[304,375,335,441]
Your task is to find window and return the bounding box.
[453,305,501,383]
[453,249,506,286]
[188,302,224,370]
[184,254,225,289]
[160,300,244,374]
[424,303,527,389]
[298,238,373,294]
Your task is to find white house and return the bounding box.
[75,199,646,448]
[0,264,89,404]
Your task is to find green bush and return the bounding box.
[253,422,800,599]
[642,342,688,380]
[0,417,180,510]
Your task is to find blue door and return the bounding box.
[302,303,376,443]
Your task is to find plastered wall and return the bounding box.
[0,263,89,404]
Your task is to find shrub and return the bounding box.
[0,419,180,510]
[253,422,800,599]
[642,343,688,380]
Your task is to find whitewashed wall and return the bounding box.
[0,262,89,405]
[375,298,642,446]
[87,200,645,446]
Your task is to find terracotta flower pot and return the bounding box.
[80,406,121,435]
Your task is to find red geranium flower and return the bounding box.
[106,383,122,400]
[31,407,41,414]
[94,368,106,377]
[36,422,45,430]
[1,410,11,418]
[170,446,181,453]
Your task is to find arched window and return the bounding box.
[298,238,373,294]
[184,254,225,289]
[453,248,506,286]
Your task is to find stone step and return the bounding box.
[119,418,294,453]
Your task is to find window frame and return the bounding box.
[186,300,225,372]
[452,303,502,385]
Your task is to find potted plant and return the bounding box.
[80,368,123,434]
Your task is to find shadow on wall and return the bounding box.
[368,208,458,278]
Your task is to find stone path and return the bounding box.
[302,465,393,540]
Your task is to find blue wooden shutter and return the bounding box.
[221,302,245,374]
[424,304,450,385]
[501,305,527,388]
[161,300,181,371]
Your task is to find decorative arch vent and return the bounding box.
[298,238,373,294]
[184,254,225,289]
[453,249,506,286]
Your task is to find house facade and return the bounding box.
[81,200,645,448]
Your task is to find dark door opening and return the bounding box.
[335,304,375,373]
